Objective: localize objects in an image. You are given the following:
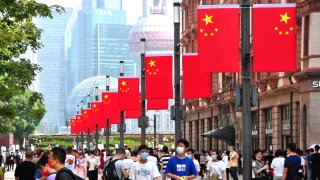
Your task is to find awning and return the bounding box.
[202,125,235,145]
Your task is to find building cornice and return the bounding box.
[294,67,320,80]
[298,0,320,17]
[257,84,300,99]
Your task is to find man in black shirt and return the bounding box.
[49,147,78,180]
[14,150,37,180]
[311,145,320,180]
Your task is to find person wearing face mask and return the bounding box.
[38,155,56,180]
[129,145,160,180]
[103,148,129,180]
[164,139,197,180]
[75,153,87,180]
[252,149,271,180]
[206,153,226,180]
[186,149,201,180]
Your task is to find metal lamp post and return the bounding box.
[94,87,99,151]
[173,2,182,143]
[80,100,84,151]
[119,61,125,148]
[105,75,110,153]
[140,38,147,145]
[86,95,91,150]
[241,0,252,179]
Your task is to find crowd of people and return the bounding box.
[0,139,319,180]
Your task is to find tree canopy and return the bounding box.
[0,0,64,134]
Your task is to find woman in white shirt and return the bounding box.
[206,153,226,180]
[270,149,285,180]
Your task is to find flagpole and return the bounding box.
[241,0,252,179]
[86,95,91,150]
[105,75,110,154]
[119,61,125,148]
[173,2,182,143]
[94,87,99,151]
[140,38,147,145]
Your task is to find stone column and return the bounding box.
[272,106,281,150]
[204,118,210,151]
[292,102,300,145]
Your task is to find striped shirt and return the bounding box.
[159,154,171,171]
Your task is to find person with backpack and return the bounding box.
[103,148,129,180]
[129,145,160,180]
[48,147,84,180]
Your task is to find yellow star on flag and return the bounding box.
[202,14,213,26]
[148,60,156,67]
[121,81,126,86]
[280,12,291,24]
[93,104,97,108]
[104,94,109,99]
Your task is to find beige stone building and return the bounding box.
[181,0,320,152]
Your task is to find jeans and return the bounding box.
[230,167,238,180]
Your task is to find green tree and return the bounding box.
[11,89,46,146]
[0,0,64,133]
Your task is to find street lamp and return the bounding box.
[105,75,110,153]
[94,86,99,101]
[86,94,91,150]
[94,86,99,151]
[173,2,182,143]
[119,61,125,148]
[140,38,147,145]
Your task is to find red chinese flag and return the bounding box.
[118,77,140,110]
[70,118,77,134]
[253,4,296,72]
[183,54,212,98]
[145,55,173,99]
[102,92,120,119]
[82,109,94,131]
[198,5,240,72]
[76,114,84,133]
[91,102,104,125]
[147,99,168,110]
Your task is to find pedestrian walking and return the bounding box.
[129,145,161,180]
[252,149,272,180]
[14,150,37,180]
[282,143,301,180]
[229,146,239,180]
[86,150,100,180]
[310,145,320,180]
[206,152,226,180]
[38,154,57,180]
[159,146,171,180]
[271,149,285,180]
[164,139,197,180]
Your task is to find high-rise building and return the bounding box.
[36,8,73,134]
[66,0,135,93]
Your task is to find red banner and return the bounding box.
[147,99,168,110]
[198,5,240,72]
[253,4,296,72]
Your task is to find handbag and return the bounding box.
[259,170,273,180]
[210,174,220,180]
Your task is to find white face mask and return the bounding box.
[176,147,185,155]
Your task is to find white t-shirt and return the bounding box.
[222,156,231,168]
[65,154,76,172]
[299,156,305,173]
[193,159,201,173]
[87,156,99,171]
[123,158,135,169]
[147,156,158,165]
[271,157,285,177]
[207,161,226,179]
[129,161,161,180]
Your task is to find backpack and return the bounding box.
[56,167,84,180]
[103,158,121,180]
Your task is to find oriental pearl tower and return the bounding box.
[129,0,174,76]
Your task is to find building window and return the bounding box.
[281,105,291,149]
[252,111,259,152]
[265,108,272,151]
[303,15,309,57]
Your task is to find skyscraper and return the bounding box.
[36,8,73,134]
[66,0,135,93]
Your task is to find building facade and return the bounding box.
[36,8,73,134]
[181,0,320,152]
